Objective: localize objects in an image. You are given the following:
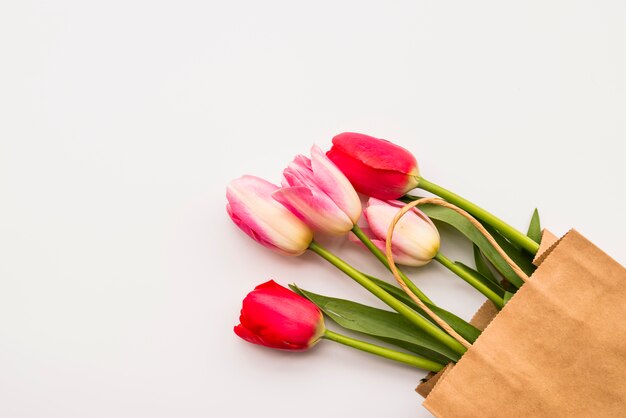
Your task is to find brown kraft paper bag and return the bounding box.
[417,229,626,417]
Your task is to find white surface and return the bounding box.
[1,1,625,417]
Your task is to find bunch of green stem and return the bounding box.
[433,253,504,309]
[352,224,505,309]
[321,329,444,371]
[307,241,467,359]
[415,177,540,255]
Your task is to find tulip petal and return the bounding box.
[367,197,387,207]
[236,280,324,351]
[381,198,439,230]
[227,176,313,255]
[364,199,440,265]
[282,155,318,189]
[368,198,438,230]
[348,229,425,266]
[310,145,361,223]
[331,132,419,175]
[253,280,284,291]
[273,186,354,235]
[367,237,431,267]
[327,147,418,200]
[234,324,271,347]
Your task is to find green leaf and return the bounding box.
[362,276,481,344]
[374,337,451,362]
[290,285,460,363]
[405,199,528,288]
[454,262,506,298]
[473,244,499,285]
[483,225,536,278]
[527,208,541,243]
[503,291,515,306]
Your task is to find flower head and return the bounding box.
[227,175,314,256]
[273,145,361,235]
[234,280,325,351]
[362,198,440,266]
[327,132,419,200]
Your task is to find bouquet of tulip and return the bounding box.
[226,133,626,417]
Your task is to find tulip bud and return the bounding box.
[226,175,314,256]
[327,132,419,200]
[273,145,362,235]
[363,198,440,266]
[234,280,325,351]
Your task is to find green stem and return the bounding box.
[308,241,466,357]
[416,177,540,255]
[351,224,433,304]
[322,329,444,371]
[434,253,505,309]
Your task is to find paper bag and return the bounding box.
[417,229,626,417]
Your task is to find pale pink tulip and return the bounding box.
[227,175,314,256]
[273,145,361,235]
[362,198,440,266]
[348,226,427,266]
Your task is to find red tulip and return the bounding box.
[234,280,325,351]
[327,132,419,200]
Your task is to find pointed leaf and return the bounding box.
[290,285,460,362]
[363,276,481,343]
[473,244,499,285]
[375,337,451,363]
[484,225,536,278]
[454,262,506,298]
[527,208,541,243]
[503,291,515,306]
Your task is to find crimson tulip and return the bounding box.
[234,280,446,371]
[327,132,419,200]
[234,280,325,351]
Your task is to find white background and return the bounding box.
[1,1,625,417]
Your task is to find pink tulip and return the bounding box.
[327,132,419,200]
[227,175,314,256]
[273,145,361,235]
[361,198,440,266]
[234,280,325,351]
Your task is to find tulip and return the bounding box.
[234,280,445,370]
[234,280,325,351]
[273,145,361,235]
[356,198,505,308]
[328,132,540,254]
[226,175,314,256]
[361,198,440,267]
[327,132,419,200]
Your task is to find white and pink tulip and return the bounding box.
[226,175,314,256]
[273,145,362,235]
[361,198,440,266]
